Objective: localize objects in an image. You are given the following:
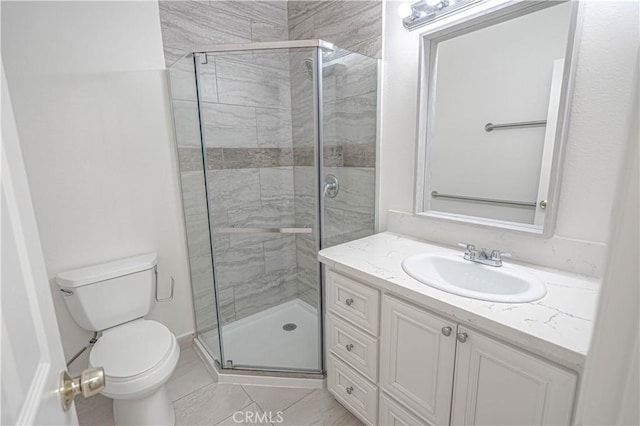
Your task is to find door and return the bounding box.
[1,67,77,425]
[451,326,577,425]
[191,46,322,372]
[379,295,457,425]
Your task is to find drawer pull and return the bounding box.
[345,343,354,351]
[457,332,468,343]
[346,386,354,395]
[442,326,452,336]
[345,298,354,306]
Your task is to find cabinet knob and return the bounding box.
[457,332,468,343]
[346,343,354,351]
[345,298,354,306]
[441,326,452,336]
[346,386,354,395]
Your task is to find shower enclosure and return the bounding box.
[168,40,377,374]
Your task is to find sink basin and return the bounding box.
[401,253,546,303]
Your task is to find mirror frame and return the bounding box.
[413,0,582,237]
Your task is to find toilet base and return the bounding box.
[113,386,175,426]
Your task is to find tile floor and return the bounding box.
[75,344,362,426]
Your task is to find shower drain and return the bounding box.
[282,323,297,331]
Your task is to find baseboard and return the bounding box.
[176,331,195,350]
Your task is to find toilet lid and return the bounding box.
[90,320,173,379]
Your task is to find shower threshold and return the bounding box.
[194,299,325,388]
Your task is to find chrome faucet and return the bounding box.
[457,243,511,267]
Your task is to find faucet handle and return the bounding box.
[458,243,477,260]
[490,250,511,260]
[457,242,476,252]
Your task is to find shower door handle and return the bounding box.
[217,227,313,234]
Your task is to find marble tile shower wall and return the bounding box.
[288,0,383,58]
[159,1,289,66]
[159,1,383,65]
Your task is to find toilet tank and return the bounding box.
[56,253,158,331]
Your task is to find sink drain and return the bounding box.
[282,323,297,331]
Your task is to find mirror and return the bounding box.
[415,1,579,235]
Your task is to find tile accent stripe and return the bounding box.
[343,143,376,168]
[224,147,294,169]
[178,145,375,170]
[177,147,288,170]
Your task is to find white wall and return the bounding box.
[575,70,639,425]
[1,1,193,374]
[379,0,639,277]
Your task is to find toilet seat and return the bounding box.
[90,320,180,400]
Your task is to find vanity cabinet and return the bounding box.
[325,269,578,426]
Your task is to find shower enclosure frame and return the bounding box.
[172,39,339,377]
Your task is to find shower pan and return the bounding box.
[168,40,377,375]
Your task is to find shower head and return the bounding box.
[302,58,314,81]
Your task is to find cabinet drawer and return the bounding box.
[379,392,431,426]
[326,270,380,335]
[327,314,378,381]
[328,354,378,425]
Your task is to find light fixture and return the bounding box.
[397,2,413,18]
[401,0,482,31]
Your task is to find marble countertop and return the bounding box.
[318,232,601,371]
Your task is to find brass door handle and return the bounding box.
[59,367,105,411]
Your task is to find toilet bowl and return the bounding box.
[56,253,180,426]
[90,319,180,425]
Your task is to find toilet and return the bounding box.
[56,253,179,426]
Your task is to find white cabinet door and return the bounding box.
[380,295,456,425]
[452,326,577,425]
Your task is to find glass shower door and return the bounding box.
[168,53,222,364]
[321,47,378,249]
[194,47,322,372]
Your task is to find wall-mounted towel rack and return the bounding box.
[484,120,547,132]
[431,191,538,209]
